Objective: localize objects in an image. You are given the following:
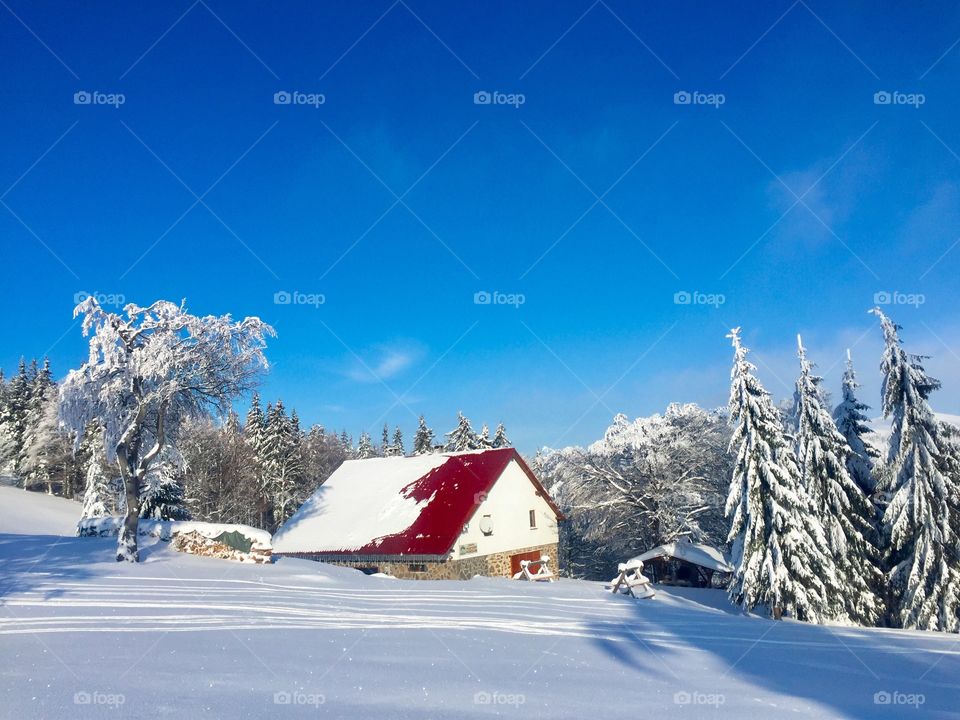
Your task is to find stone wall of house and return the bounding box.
[312,542,559,581]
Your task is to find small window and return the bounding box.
[408,563,427,574]
[529,510,537,528]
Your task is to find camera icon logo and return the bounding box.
[873,91,891,105]
[673,291,692,305]
[474,91,492,105]
[274,691,292,705]
[474,290,491,305]
[74,691,92,705]
[673,91,691,105]
[873,691,891,705]
[74,91,92,105]
[873,291,891,305]
[274,91,292,105]
[274,290,292,305]
[474,691,491,705]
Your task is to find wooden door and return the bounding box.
[510,550,542,576]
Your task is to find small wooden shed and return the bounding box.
[630,540,733,588]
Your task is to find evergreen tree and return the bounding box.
[381,424,390,457]
[139,457,190,521]
[871,308,960,632]
[413,416,434,455]
[357,431,375,459]
[390,426,405,456]
[2,358,31,479]
[445,412,479,452]
[21,359,58,493]
[725,328,843,623]
[245,393,270,528]
[80,428,112,519]
[492,422,511,448]
[262,400,305,530]
[477,424,492,449]
[833,349,881,496]
[794,336,883,625]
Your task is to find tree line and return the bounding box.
[0,357,511,535]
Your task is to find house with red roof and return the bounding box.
[271,447,564,579]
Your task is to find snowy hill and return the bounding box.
[1,486,83,535]
[2,487,960,718]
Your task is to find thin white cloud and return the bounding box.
[343,344,422,384]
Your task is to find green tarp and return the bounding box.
[214,530,253,553]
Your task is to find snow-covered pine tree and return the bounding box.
[794,336,883,626]
[1,358,31,480]
[261,401,305,530]
[871,308,960,632]
[445,412,479,452]
[245,393,266,450]
[21,359,58,493]
[357,432,375,459]
[245,394,270,527]
[413,416,434,455]
[139,450,190,521]
[477,424,492,449]
[833,350,881,496]
[491,422,511,448]
[381,424,390,457]
[391,426,405,456]
[80,428,112,520]
[725,328,844,623]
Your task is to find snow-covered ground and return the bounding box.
[2,487,959,719]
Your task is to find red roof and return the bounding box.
[275,448,563,557]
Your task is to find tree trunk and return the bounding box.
[116,453,140,562]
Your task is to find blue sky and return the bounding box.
[2,1,960,452]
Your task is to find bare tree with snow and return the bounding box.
[59,298,274,562]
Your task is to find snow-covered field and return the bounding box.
[2,487,959,719]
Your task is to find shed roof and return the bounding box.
[631,541,734,573]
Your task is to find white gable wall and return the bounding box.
[451,458,559,560]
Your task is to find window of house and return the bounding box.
[529,509,537,528]
[408,563,427,574]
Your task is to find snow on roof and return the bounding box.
[631,541,734,573]
[273,448,560,557]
